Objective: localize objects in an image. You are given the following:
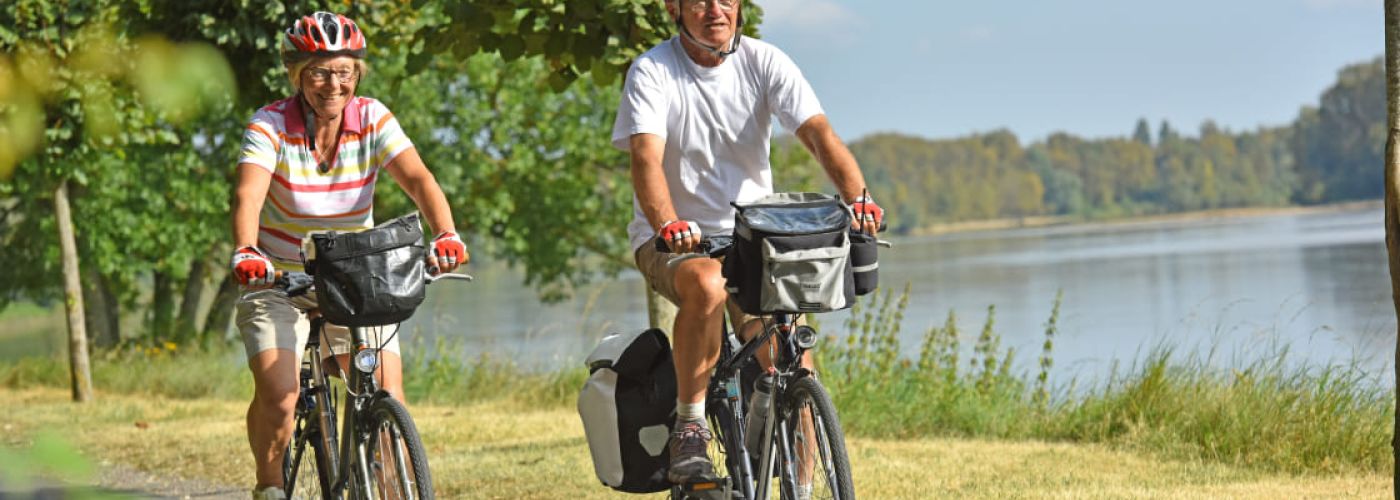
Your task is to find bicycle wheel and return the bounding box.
[778,376,854,500]
[360,396,434,500]
[285,420,335,500]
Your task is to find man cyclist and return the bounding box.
[230,12,466,500]
[612,0,886,486]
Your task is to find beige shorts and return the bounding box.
[236,290,402,360]
[634,237,762,334]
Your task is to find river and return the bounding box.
[405,204,1396,386]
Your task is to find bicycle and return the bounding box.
[246,270,469,500]
[660,232,887,500]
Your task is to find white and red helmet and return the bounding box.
[282,12,367,63]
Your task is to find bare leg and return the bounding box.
[247,348,300,490]
[672,258,728,406]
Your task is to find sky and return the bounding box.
[755,0,1381,143]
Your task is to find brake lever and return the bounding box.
[426,272,473,285]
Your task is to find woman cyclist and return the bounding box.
[229,12,465,500]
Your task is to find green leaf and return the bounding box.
[498,35,525,62]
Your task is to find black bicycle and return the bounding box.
[249,270,468,500]
[662,235,881,500]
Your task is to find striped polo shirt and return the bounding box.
[238,95,413,269]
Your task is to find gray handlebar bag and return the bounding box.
[724,192,855,315]
[307,212,427,327]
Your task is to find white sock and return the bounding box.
[676,400,705,424]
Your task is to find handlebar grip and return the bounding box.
[654,237,672,253]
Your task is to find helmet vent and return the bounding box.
[323,20,339,45]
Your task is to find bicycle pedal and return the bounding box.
[679,478,728,500]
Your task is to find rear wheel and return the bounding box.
[284,418,336,500]
[778,376,854,500]
[360,396,434,500]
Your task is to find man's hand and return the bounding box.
[850,196,884,234]
[430,231,468,273]
[231,246,275,288]
[659,219,701,253]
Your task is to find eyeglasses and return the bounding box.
[683,0,739,13]
[305,67,357,84]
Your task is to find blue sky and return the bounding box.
[756,0,1381,142]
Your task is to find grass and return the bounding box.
[821,285,1394,476]
[0,387,1387,498]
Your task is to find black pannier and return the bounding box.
[578,328,677,493]
[723,192,856,315]
[306,212,427,327]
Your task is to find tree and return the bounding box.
[0,0,234,400]
[1381,0,1400,494]
[1132,117,1152,146]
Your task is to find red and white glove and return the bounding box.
[850,196,884,232]
[231,246,275,287]
[430,231,467,273]
[658,219,700,251]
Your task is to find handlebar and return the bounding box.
[264,269,473,298]
[653,234,735,257]
[653,226,893,257]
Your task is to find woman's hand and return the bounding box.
[429,231,467,273]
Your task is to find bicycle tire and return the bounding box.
[285,421,335,500]
[778,376,854,500]
[360,396,434,500]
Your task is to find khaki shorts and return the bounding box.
[236,290,402,360]
[634,237,763,334]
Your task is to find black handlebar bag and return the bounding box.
[723,192,855,315]
[307,212,427,327]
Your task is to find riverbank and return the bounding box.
[0,387,1386,499]
[911,200,1383,236]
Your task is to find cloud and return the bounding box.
[760,0,860,32]
[1302,0,1376,10]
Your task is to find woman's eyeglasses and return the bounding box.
[305,67,357,84]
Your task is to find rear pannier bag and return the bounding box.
[307,212,427,327]
[578,328,676,493]
[724,192,855,315]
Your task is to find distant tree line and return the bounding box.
[798,57,1384,233]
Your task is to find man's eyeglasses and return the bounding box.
[683,0,739,13]
[305,67,357,84]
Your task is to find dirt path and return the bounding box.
[94,463,244,499]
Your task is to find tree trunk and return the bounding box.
[646,286,676,333]
[1383,1,1400,495]
[174,257,211,342]
[201,273,240,345]
[55,180,93,403]
[150,271,176,341]
[82,267,120,348]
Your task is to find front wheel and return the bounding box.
[778,376,854,500]
[359,396,434,500]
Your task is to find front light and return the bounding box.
[353,349,379,373]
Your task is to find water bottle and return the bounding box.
[744,376,773,455]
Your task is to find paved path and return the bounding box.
[1,464,243,500]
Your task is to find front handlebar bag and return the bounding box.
[307,212,427,327]
[723,192,855,315]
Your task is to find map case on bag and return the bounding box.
[723,192,855,315]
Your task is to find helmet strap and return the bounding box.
[673,11,743,59]
[297,92,337,174]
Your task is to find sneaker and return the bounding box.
[251,486,287,500]
[666,420,715,484]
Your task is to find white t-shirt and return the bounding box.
[612,37,825,251]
